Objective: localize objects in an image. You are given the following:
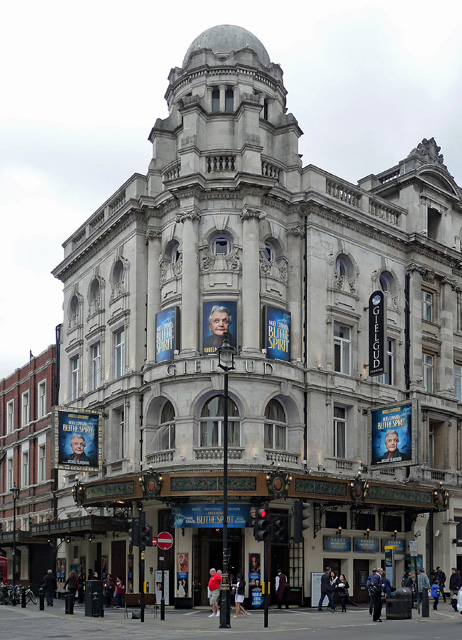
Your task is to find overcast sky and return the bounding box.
[1,0,461,379]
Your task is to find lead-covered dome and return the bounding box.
[182,24,271,68]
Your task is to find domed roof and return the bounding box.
[182,24,271,68]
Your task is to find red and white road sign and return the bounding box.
[152,537,158,547]
[156,531,173,550]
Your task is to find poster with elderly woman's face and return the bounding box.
[54,407,101,471]
[202,301,237,354]
[371,403,413,467]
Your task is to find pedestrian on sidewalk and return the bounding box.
[317,567,331,611]
[416,568,430,613]
[115,577,125,608]
[336,574,349,613]
[208,568,222,618]
[232,573,247,617]
[41,569,57,607]
[275,569,289,609]
[431,578,441,610]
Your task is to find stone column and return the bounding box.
[177,207,201,355]
[240,206,265,354]
[287,224,303,362]
[146,227,162,363]
[406,262,426,390]
[219,85,226,112]
[440,276,456,396]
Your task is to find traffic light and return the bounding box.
[129,517,141,547]
[271,515,288,544]
[293,500,310,543]
[254,506,270,541]
[140,522,154,547]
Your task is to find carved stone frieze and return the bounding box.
[146,228,162,243]
[287,223,304,237]
[441,276,457,290]
[175,207,201,223]
[408,137,447,171]
[406,262,427,276]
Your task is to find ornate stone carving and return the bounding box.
[225,254,241,271]
[441,276,457,290]
[201,254,215,272]
[405,262,427,276]
[146,228,162,242]
[175,208,201,223]
[287,224,304,237]
[240,207,266,221]
[408,137,447,170]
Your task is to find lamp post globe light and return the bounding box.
[217,333,236,629]
[11,484,20,605]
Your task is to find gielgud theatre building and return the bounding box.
[49,25,462,606]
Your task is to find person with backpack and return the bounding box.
[369,568,384,622]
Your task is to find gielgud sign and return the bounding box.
[369,290,387,376]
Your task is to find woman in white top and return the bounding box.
[232,573,248,617]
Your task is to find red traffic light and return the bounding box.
[260,509,267,518]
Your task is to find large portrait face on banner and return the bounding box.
[156,307,179,363]
[54,408,101,471]
[264,306,291,361]
[202,301,237,355]
[371,403,413,468]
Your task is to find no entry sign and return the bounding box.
[157,531,173,550]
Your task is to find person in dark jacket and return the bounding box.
[275,569,289,609]
[317,567,331,611]
[336,574,349,612]
[42,569,57,606]
[449,567,461,610]
[64,570,78,600]
[328,571,338,611]
[435,567,446,603]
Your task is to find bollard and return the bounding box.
[39,587,45,611]
[21,586,26,608]
[421,589,430,618]
[65,591,74,615]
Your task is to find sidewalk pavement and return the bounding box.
[3,598,462,640]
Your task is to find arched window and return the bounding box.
[171,241,181,264]
[379,270,396,296]
[264,399,287,450]
[70,295,79,318]
[336,255,351,278]
[263,240,276,263]
[210,234,232,256]
[89,279,101,312]
[156,401,176,451]
[200,396,240,447]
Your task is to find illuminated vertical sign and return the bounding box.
[264,306,291,362]
[156,307,179,363]
[53,408,102,471]
[369,290,387,376]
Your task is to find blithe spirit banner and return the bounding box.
[371,403,413,468]
[264,306,291,362]
[156,307,179,362]
[171,503,252,528]
[53,407,102,471]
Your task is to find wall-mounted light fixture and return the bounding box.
[336,526,342,537]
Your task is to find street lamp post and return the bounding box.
[11,484,20,605]
[217,333,236,630]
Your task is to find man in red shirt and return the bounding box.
[208,568,222,617]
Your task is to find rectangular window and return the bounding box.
[38,444,46,483]
[22,391,30,427]
[422,290,433,322]
[225,89,234,111]
[38,381,46,418]
[423,353,434,393]
[118,408,125,460]
[71,356,80,400]
[22,450,29,487]
[264,424,286,450]
[7,400,14,434]
[115,328,125,378]
[7,456,14,490]
[378,339,394,385]
[200,420,240,447]
[211,89,220,112]
[334,323,351,375]
[455,363,462,403]
[333,406,347,458]
[91,342,101,390]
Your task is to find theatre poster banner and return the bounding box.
[53,407,102,472]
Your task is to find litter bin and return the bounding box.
[64,591,74,615]
[84,580,104,617]
[386,587,412,619]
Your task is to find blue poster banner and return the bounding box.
[156,307,179,362]
[353,538,379,553]
[323,536,351,552]
[381,539,405,553]
[265,306,291,362]
[371,403,413,467]
[171,503,252,528]
[54,408,101,471]
[202,301,238,355]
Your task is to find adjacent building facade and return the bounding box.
[0,346,57,591]
[45,25,462,605]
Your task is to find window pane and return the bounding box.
[275,425,286,450]
[265,399,285,422]
[264,424,273,448]
[161,401,175,423]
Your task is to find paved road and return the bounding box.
[2,599,462,640]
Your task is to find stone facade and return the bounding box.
[49,26,462,605]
